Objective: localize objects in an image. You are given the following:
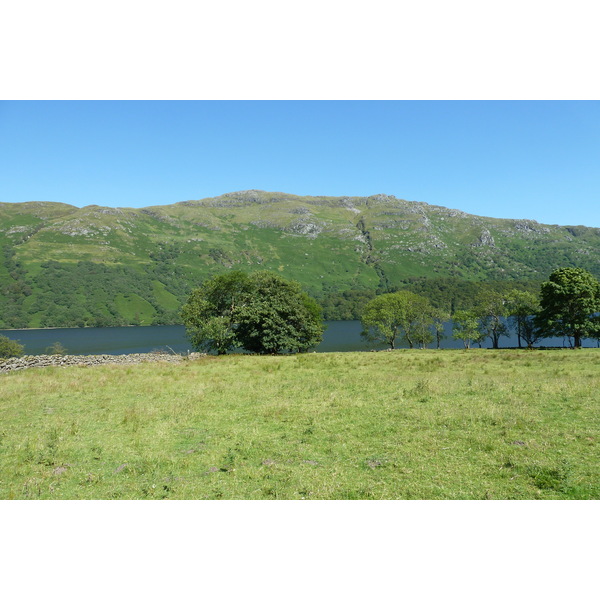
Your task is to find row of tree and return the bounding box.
[318,277,543,321]
[181,267,600,354]
[361,267,600,350]
[360,291,447,350]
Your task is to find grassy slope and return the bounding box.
[1,349,598,500]
[1,191,600,327]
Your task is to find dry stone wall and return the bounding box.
[0,352,206,373]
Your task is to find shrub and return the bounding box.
[0,335,25,358]
[45,341,68,355]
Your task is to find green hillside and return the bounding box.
[1,190,599,328]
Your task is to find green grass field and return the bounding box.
[1,349,598,499]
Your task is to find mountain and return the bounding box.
[1,190,599,328]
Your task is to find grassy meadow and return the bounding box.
[1,349,599,500]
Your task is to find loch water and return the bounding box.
[1,321,596,356]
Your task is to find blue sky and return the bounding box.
[1,100,599,227]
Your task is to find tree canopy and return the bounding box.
[472,290,509,349]
[451,310,484,349]
[181,271,324,355]
[360,291,435,349]
[536,267,600,348]
[506,289,542,349]
[0,335,24,358]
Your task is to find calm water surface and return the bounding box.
[1,321,595,356]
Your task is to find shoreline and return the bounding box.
[0,324,166,331]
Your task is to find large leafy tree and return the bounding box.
[360,291,435,349]
[474,290,509,349]
[506,289,543,349]
[181,271,251,354]
[451,309,483,349]
[181,271,324,355]
[536,267,600,348]
[405,294,437,349]
[235,271,324,354]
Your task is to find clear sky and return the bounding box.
[1,100,599,227]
